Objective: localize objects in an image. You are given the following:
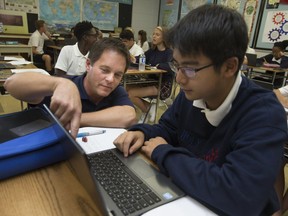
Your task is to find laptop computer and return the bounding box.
[42,105,185,216]
[245,53,257,67]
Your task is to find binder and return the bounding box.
[0,107,68,180]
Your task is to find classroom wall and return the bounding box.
[131,0,160,42]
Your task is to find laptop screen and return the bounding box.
[42,105,110,216]
[245,53,257,66]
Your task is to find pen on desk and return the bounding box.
[77,130,106,138]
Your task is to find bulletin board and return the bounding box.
[255,0,288,50]
[158,0,216,28]
[216,0,262,48]
[158,0,181,28]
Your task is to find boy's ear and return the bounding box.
[222,57,239,77]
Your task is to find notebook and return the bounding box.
[246,53,257,67]
[43,105,185,216]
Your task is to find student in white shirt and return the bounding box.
[28,20,53,74]
[120,29,143,59]
[137,30,150,52]
[55,21,99,76]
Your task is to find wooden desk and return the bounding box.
[245,66,288,87]
[0,63,37,84]
[124,68,166,123]
[0,62,37,110]
[0,44,33,63]
[0,161,102,216]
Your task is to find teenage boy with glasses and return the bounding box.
[114,4,288,215]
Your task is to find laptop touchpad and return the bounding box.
[130,159,158,179]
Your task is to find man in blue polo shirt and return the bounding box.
[4,38,137,138]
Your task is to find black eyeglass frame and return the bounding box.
[169,61,214,78]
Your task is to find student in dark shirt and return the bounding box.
[127,26,173,123]
[113,5,288,215]
[257,40,288,68]
[4,38,137,137]
[256,40,288,88]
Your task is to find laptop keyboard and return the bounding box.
[87,151,161,215]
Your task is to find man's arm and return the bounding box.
[4,72,82,137]
[81,105,137,128]
[31,46,39,55]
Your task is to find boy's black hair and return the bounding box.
[119,29,134,40]
[274,40,288,51]
[166,4,248,72]
[74,21,94,41]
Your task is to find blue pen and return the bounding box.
[77,130,106,138]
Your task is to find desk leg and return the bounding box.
[283,71,288,86]
[123,76,127,89]
[155,74,163,123]
[271,73,276,86]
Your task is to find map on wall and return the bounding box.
[83,0,118,31]
[180,0,214,18]
[39,0,80,33]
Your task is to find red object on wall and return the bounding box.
[280,0,288,4]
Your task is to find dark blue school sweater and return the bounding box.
[129,76,288,215]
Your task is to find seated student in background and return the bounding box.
[127,26,173,123]
[137,30,150,52]
[28,20,53,74]
[119,29,143,62]
[4,38,137,137]
[256,40,288,87]
[55,21,99,77]
[257,40,288,68]
[113,5,288,215]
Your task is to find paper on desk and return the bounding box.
[76,127,126,154]
[8,60,32,65]
[11,68,50,75]
[4,56,25,61]
[143,196,217,216]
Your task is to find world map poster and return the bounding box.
[39,0,80,33]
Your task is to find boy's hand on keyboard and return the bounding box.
[142,137,167,159]
[113,131,145,157]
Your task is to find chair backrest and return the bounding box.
[161,75,178,107]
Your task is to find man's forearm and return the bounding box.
[80,106,137,128]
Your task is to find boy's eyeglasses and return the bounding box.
[169,61,213,78]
